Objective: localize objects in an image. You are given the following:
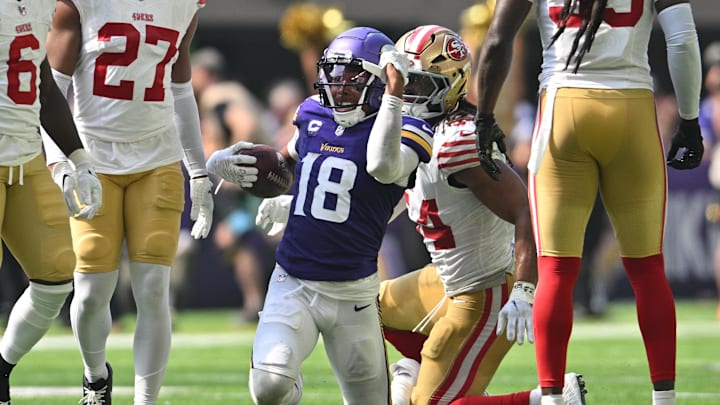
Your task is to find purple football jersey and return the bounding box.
[276,97,432,281]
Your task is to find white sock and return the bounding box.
[653,389,676,405]
[529,388,542,405]
[540,394,564,405]
[0,282,72,364]
[71,270,119,382]
[130,262,171,405]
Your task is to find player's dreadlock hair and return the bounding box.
[548,0,608,73]
[446,97,476,126]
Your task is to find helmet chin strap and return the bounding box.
[402,103,429,119]
[333,108,366,128]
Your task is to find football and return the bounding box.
[235,144,293,198]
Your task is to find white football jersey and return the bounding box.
[405,118,514,297]
[534,0,656,90]
[0,0,55,166]
[69,0,203,173]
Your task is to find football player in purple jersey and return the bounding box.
[207,26,433,404]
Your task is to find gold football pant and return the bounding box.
[380,264,514,403]
[530,88,665,258]
[70,162,185,273]
[0,155,74,282]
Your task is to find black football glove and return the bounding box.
[666,118,704,170]
[476,113,509,181]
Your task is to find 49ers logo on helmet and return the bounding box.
[446,37,467,61]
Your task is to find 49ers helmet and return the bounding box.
[395,25,471,120]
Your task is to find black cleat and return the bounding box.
[81,362,113,405]
[0,372,9,405]
[0,355,14,405]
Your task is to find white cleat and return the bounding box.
[390,358,420,405]
[563,372,588,405]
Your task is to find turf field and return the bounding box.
[7,300,720,404]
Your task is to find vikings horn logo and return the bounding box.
[445,37,468,61]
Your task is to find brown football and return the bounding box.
[235,144,293,198]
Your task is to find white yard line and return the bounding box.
[9,386,342,399]
[33,320,720,350]
[33,332,256,350]
[10,386,155,397]
[570,320,720,340]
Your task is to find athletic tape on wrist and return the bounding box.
[511,281,535,304]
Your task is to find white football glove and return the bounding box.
[52,149,103,220]
[255,194,293,236]
[51,161,77,216]
[497,281,535,345]
[206,141,259,188]
[189,176,214,239]
[379,45,410,85]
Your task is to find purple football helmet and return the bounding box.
[315,27,394,127]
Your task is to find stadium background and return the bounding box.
[181,0,720,308]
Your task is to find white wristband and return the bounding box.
[51,161,72,188]
[68,149,93,170]
[510,281,535,305]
